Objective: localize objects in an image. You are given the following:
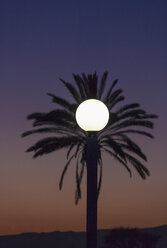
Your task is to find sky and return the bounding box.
[1,0,167,235]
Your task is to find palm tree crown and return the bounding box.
[22,72,158,204]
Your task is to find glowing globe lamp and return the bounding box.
[76,99,109,131]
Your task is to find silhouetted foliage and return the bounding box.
[22,72,158,204]
[102,227,160,248]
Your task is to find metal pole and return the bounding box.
[86,136,98,248]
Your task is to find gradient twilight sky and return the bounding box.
[1,0,167,235]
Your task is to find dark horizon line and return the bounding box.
[1,224,167,237]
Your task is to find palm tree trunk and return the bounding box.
[86,136,98,248]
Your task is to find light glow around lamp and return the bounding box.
[76,99,109,131]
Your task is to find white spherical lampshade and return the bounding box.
[75,99,109,131]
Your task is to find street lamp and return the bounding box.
[76,99,109,131]
[76,99,109,248]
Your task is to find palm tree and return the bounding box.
[22,72,158,248]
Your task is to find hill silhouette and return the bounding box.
[0,225,166,248]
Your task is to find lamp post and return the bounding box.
[76,99,109,248]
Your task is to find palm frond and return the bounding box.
[98,71,108,99]
[22,127,73,137]
[104,79,118,102]
[27,109,75,129]
[47,93,77,112]
[106,89,124,109]
[59,78,81,103]
[80,74,89,98]
[110,130,154,138]
[26,136,82,158]
[125,153,150,179]
[67,143,75,159]
[102,147,132,177]
[27,112,46,120]
[72,74,87,100]
[109,119,154,132]
[119,135,147,161]
[59,154,75,190]
[108,95,125,110]
[81,73,88,82]
[134,114,158,119]
[102,138,127,162]
[118,109,146,120]
[75,152,85,204]
[87,72,98,98]
[116,103,141,114]
[75,154,82,203]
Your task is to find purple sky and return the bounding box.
[1,0,167,235]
